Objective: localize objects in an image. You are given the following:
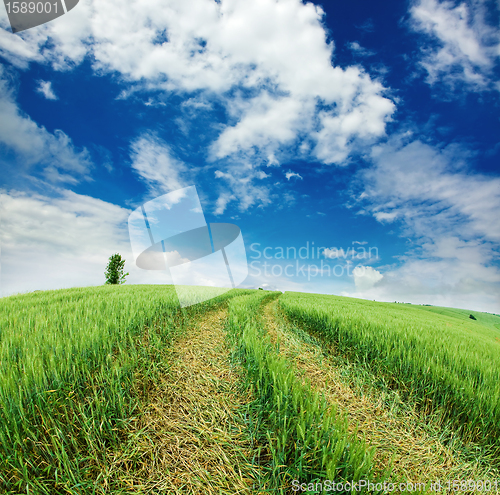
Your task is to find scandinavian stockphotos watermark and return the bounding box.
[248,241,379,281]
[127,185,248,308]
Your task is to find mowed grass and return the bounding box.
[279,292,500,461]
[0,284,248,494]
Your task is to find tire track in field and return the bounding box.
[108,306,260,494]
[261,297,497,484]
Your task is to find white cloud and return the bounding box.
[348,135,500,312]
[267,153,280,167]
[214,192,235,215]
[0,0,395,209]
[373,211,398,222]
[256,170,269,179]
[214,170,230,180]
[345,242,500,312]
[213,162,272,213]
[0,0,92,69]
[409,0,500,93]
[313,77,395,164]
[181,97,212,111]
[323,247,347,259]
[347,41,375,56]
[353,265,384,291]
[285,170,302,180]
[0,189,188,297]
[362,138,500,242]
[0,189,127,256]
[129,133,187,195]
[212,92,309,160]
[36,80,58,100]
[0,18,44,68]
[0,66,92,183]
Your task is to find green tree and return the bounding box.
[104,253,129,285]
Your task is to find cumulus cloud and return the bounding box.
[36,80,58,100]
[353,265,384,291]
[409,0,500,94]
[312,77,394,164]
[0,0,395,209]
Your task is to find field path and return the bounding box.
[109,304,260,494]
[261,297,494,483]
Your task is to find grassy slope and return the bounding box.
[225,292,386,493]
[0,285,251,494]
[3,285,498,492]
[410,304,500,334]
[262,298,499,485]
[280,292,500,458]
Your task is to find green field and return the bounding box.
[280,293,500,457]
[1,286,499,493]
[411,304,500,334]
[0,285,250,493]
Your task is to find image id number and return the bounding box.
[5,2,58,14]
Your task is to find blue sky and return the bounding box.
[0,0,499,312]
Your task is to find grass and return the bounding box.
[411,304,500,334]
[279,292,500,464]
[2,284,499,492]
[101,305,262,493]
[225,291,389,493]
[0,284,250,493]
[262,297,499,485]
